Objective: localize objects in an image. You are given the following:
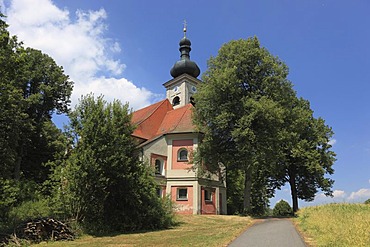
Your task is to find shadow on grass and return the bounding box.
[252,215,298,220]
[89,220,184,238]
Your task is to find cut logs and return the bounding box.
[16,218,74,242]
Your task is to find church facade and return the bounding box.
[131,29,227,215]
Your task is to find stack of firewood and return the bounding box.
[0,233,10,247]
[17,218,74,242]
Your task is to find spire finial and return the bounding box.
[183,20,187,37]
[170,21,200,78]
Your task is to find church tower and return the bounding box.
[163,24,201,109]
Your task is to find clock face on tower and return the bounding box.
[173,86,179,92]
[191,86,197,92]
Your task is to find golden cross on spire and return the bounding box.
[183,19,187,37]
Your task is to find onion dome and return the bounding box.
[170,25,200,78]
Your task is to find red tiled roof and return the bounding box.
[131,99,167,125]
[131,100,195,142]
[156,104,194,135]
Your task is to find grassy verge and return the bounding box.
[294,203,370,246]
[34,215,252,247]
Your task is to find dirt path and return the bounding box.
[228,218,306,247]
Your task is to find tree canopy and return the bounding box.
[193,37,336,214]
[0,14,73,183]
[277,97,336,212]
[53,94,174,232]
[0,14,73,223]
[0,15,174,236]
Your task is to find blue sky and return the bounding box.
[1,0,369,207]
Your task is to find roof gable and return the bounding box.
[157,104,194,135]
[131,99,167,125]
[132,100,195,141]
[132,99,173,140]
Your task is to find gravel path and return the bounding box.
[228,218,306,247]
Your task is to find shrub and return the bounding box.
[365,199,370,204]
[0,179,20,221]
[273,200,292,216]
[0,179,48,231]
[9,199,52,222]
[57,95,176,233]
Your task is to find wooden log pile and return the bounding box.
[0,233,10,247]
[16,218,74,242]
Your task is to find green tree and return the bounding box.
[193,37,295,214]
[365,199,370,204]
[0,13,25,179]
[0,14,73,182]
[13,47,73,182]
[273,200,292,216]
[58,95,173,232]
[226,167,271,215]
[277,97,336,212]
[0,14,73,227]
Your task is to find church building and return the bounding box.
[131,28,227,215]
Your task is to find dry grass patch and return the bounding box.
[295,203,370,246]
[34,215,252,247]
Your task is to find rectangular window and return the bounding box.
[205,189,212,202]
[177,188,188,201]
[156,188,163,198]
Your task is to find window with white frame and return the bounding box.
[177,188,188,201]
[178,148,188,161]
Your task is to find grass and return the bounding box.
[294,203,370,246]
[33,215,252,247]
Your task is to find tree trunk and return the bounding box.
[243,166,252,214]
[289,173,299,213]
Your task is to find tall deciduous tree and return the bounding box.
[13,47,73,182]
[193,37,336,214]
[193,37,295,214]
[0,13,25,179]
[0,13,73,183]
[1,14,73,224]
[58,95,173,232]
[277,97,336,212]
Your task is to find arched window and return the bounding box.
[172,96,180,106]
[190,96,195,106]
[155,159,163,175]
[178,149,188,161]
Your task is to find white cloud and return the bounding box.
[311,188,370,205]
[74,77,153,110]
[332,190,346,198]
[3,0,155,110]
[273,187,370,207]
[314,189,346,202]
[348,188,370,201]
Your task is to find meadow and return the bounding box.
[33,215,252,247]
[295,203,370,246]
